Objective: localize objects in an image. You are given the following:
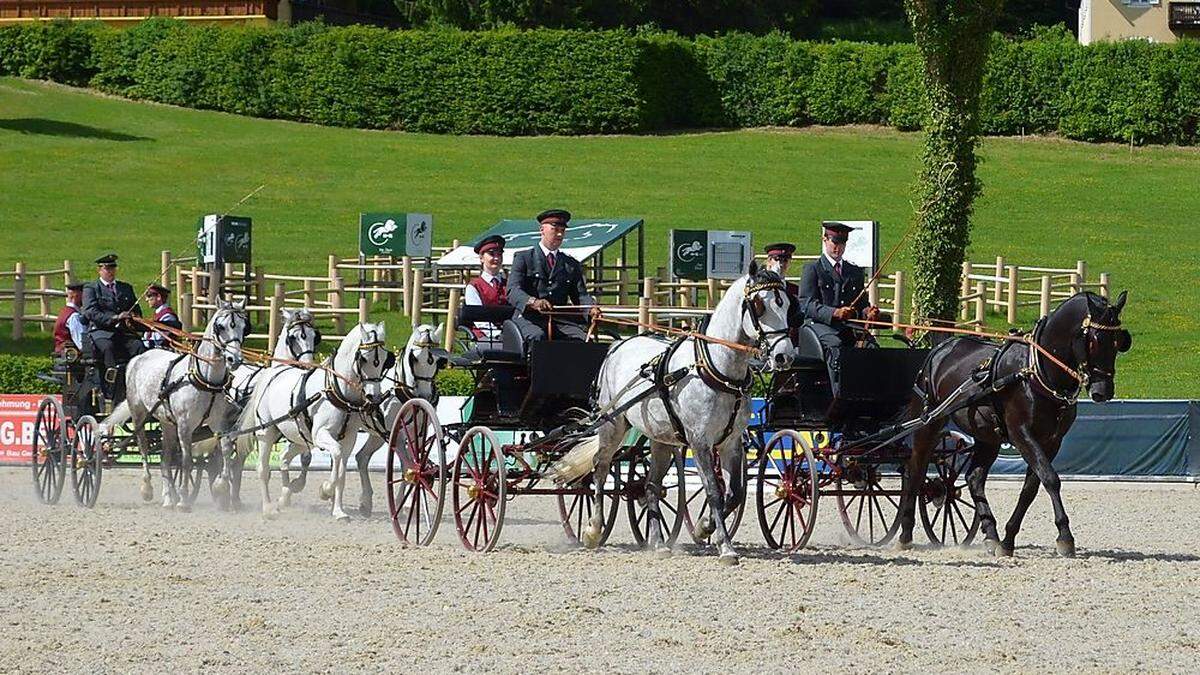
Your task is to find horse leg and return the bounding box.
[720,436,746,522]
[176,423,197,512]
[132,411,154,503]
[583,421,625,550]
[314,425,352,522]
[644,441,676,557]
[355,442,377,517]
[1009,430,1074,557]
[896,422,941,550]
[692,443,738,565]
[256,429,279,517]
[158,421,181,509]
[964,442,1002,551]
[999,468,1040,556]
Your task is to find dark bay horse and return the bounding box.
[895,291,1132,557]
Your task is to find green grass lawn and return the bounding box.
[0,77,1196,397]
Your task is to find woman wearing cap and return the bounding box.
[464,234,508,349]
[142,283,183,350]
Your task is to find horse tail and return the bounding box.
[235,370,269,459]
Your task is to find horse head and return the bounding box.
[280,308,320,362]
[211,300,248,369]
[740,262,793,371]
[335,322,390,398]
[395,324,449,401]
[1077,290,1131,402]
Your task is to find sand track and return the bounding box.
[2,467,1198,672]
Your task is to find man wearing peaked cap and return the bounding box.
[798,222,887,367]
[82,253,143,399]
[464,235,508,348]
[506,208,598,346]
[53,282,88,356]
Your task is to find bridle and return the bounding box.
[190,308,244,391]
[741,276,792,362]
[1030,303,1127,403]
[284,316,319,361]
[393,332,442,403]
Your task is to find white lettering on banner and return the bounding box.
[0,421,17,446]
[0,394,58,464]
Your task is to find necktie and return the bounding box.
[833,261,842,278]
[546,252,555,270]
[492,277,503,293]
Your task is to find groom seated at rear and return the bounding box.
[463,234,508,350]
[506,209,600,346]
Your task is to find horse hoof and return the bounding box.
[653,546,673,560]
[893,540,913,552]
[1057,540,1076,558]
[319,483,333,501]
[996,545,1014,558]
[334,514,351,524]
[140,485,155,502]
[177,503,192,514]
[262,506,279,521]
[983,539,1000,554]
[718,552,740,567]
[211,478,229,497]
[581,525,603,550]
[359,504,373,518]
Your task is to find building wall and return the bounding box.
[1082,0,1200,43]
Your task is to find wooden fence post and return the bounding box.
[161,250,172,285]
[268,285,282,354]
[174,266,185,306]
[327,254,338,282]
[1006,265,1018,324]
[303,279,315,310]
[254,266,266,325]
[445,287,461,350]
[959,261,971,320]
[401,256,412,317]
[180,293,193,332]
[993,255,1005,312]
[63,259,74,286]
[358,297,369,325]
[1039,275,1052,317]
[974,280,985,326]
[638,297,651,329]
[1074,260,1087,294]
[331,277,345,333]
[1099,272,1110,299]
[891,270,904,330]
[706,278,718,309]
[12,262,25,340]
[39,273,50,325]
[190,269,203,327]
[410,268,424,329]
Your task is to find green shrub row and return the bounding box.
[0,355,58,395]
[3,20,1199,144]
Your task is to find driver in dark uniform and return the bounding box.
[797,223,887,365]
[82,254,144,399]
[506,209,600,345]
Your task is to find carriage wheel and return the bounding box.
[683,444,748,545]
[835,462,902,546]
[70,416,104,508]
[756,430,820,552]
[920,430,981,546]
[557,459,621,547]
[626,443,687,548]
[31,397,68,505]
[452,426,506,553]
[387,399,447,547]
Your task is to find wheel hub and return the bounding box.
[775,484,788,499]
[403,467,419,484]
[467,483,482,500]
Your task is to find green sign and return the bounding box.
[359,212,432,257]
[196,214,252,265]
[670,229,708,281]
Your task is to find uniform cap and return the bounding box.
[536,209,571,226]
[473,235,506,256]
[94,253,119,266]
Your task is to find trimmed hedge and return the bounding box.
[2,20,1199,144]
[0,355,57,395]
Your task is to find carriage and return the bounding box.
[384,306,692,552]
[741,324,980,551]
[30,341,212,508]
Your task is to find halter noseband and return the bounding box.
[741,278,791,357]
[285,318,317,360]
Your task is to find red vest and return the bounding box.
[53,305,77,354]
[468,275,507,306]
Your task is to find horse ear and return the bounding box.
[747,260,758,277]
[282,309,294,323]
[1113,290,1127,313]
[433,323,445,342]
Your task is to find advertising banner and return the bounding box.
[359,212,432,257]
[0,395,55,465]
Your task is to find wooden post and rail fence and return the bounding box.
[2,252,1111,351]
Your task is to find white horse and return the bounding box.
[219,308,321,508]
[349,323,448,517]
[236,322,391,521]
[585,265,794,564]
[106,301,248,511]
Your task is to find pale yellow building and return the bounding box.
[1079,0,1200,43]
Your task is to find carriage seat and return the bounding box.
[793,323,827,370]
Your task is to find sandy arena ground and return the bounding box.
[2,466,1198,673]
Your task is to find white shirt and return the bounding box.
[538,242,560,265]
[823,252,844,273]
[464,270,506,345]
[65,301,85,349]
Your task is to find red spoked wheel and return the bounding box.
[920,430,980,546]
[31,397,68,505]
[683,445,748,545]
[557,459,621,547]
[70,416,104,508]
[835,461,902,546]
[452,426,506,553]
[626,443,686,548]
[387,399,447,547]
[756,429,820,552]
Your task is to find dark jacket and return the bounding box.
[507,246,595,312]
[82,279,142,338]
[798,256,871,327]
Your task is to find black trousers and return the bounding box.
[511,313,589,347]
[89,332,145,399]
